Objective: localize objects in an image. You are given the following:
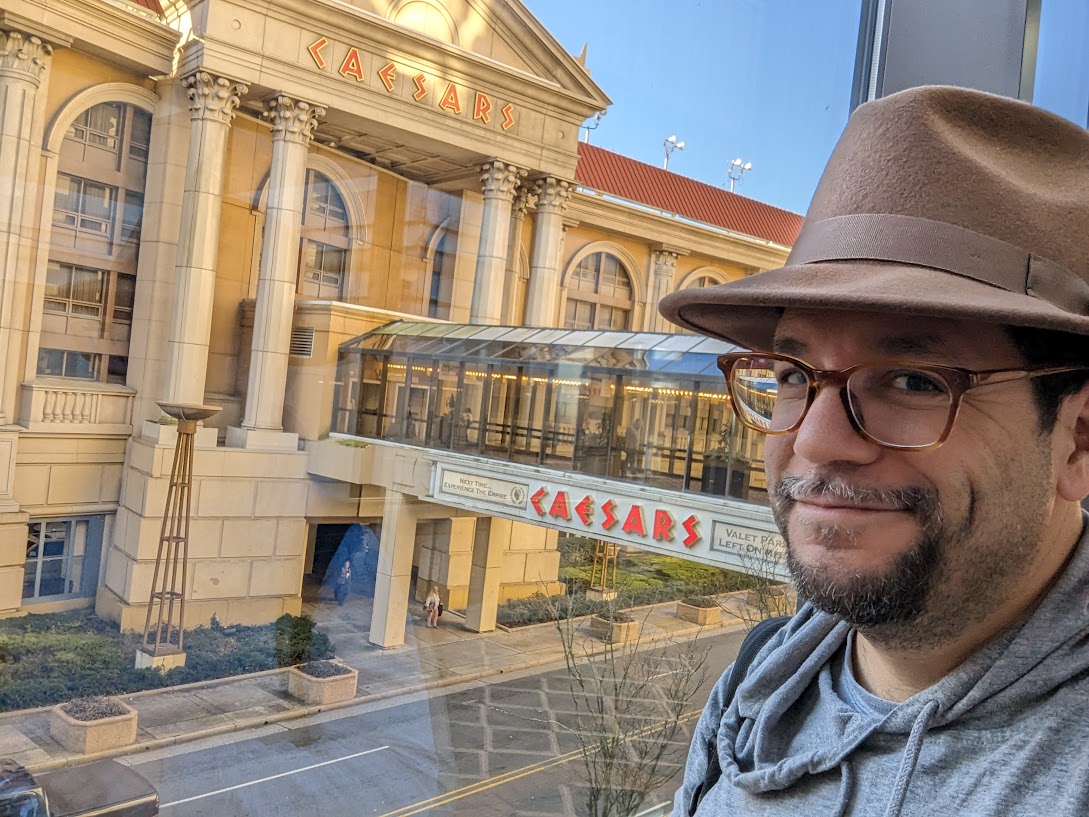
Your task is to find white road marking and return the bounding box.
[158,745,390,808]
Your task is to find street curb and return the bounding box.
[25,616,750,774]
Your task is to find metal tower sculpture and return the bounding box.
[138,402,220,669]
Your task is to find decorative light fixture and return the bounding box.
[663,134,685,170]
[137,402,221,670]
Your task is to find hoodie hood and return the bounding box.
[716,520,1089,816]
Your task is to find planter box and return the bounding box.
[288,664,359,706]
[746,586,795,616]
[588,615,639,644]
[50,701,138,754]
[676,601,721,626]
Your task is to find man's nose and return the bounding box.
[789,384,881,465]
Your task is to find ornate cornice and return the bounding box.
[480,160,526,201]
[533,176,571,213]
[183,71,248,125]
[265,95,325,145]
[0,30,51,85]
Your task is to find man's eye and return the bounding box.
[888,370,947,394]
[776,368,808,388]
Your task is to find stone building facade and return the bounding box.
[0,0,799,646]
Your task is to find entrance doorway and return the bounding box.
[311,522,381,598]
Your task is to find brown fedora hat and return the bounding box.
[659,85,1089,350]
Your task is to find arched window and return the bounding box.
[563,252,634,331]
[39,101,150,383]
[687,274,720,289]
[298,170,350,299]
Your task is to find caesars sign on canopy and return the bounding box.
[433,465,789,579]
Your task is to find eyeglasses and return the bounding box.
[717,352,1089,451]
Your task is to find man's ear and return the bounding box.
[1056,381,1089,503]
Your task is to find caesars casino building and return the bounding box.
[0,0,801,645]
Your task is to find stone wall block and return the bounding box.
[221,518,277,558]
[255,480,306,517]
[191,559,251,599]
[248,557,302,597]
[196,479,256,517]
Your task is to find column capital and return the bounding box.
[264,94,325,145]
[512,185,535,219]
[480,159,526,201]
[182,71,248,125]
[652,249,681,276]
[533,176,571,213]
[0,30,52,85]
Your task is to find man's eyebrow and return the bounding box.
[771,336,806,356]
[877,335,948,358]
[770,333,950,359]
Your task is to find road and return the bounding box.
[125,629,747,817]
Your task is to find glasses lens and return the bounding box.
[728,356,808,432]
[846,366,954,447]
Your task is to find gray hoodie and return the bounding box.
[674,525,1089,817]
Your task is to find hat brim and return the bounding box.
[659,260,1089,350]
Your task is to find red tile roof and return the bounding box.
[127,0,164,15]
[574,142,803,247]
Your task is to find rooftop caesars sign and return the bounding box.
[306,36,517,132]
[433,465,788,576]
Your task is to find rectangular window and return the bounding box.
[53,174,115,237]
[129,108,151,161]
[43,261,105,317]
[299,240,346,298]
[107,355,128,385]
[67,103,122,153]
[121,190,143,244]
[113,273,136,323]
[37,348,99,380]
[563,299,595,330]
[23,517,102,601]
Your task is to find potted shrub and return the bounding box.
[287,659,359,706]
[588,609,639,644]
[677,595,722,626]
[50,696,138,754]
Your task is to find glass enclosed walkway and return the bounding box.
[333,322,770,506]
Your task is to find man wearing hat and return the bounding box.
[662,86,1089,816]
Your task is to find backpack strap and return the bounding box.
[687,615,792,815]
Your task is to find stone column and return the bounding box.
[500,186,533,325]
[0,30,52,425]
[524,176,570,327]
[469,160,525,325]
[649,249,681,332]
[163,71,247,408]
[370,490,418,648]
[0,30,49,614]
[464,517,509,633]
[229,95,323,451]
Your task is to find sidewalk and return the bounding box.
[0,594,752,774]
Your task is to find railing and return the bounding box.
[20,379,135,434]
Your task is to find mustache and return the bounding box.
[774,474,938,516]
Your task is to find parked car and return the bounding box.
[0,759,158,817]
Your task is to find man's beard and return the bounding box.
[772,474,946,632]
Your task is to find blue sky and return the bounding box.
[525,0,1089,217]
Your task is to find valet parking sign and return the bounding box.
[433,465,789,577]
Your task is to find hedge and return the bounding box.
[0,612,334,712]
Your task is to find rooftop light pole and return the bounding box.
[726,157,753,193]
[662,134,685,170]
[582,110,606,143]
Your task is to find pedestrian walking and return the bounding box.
[334,558,351,605]
[424,585,441,628]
